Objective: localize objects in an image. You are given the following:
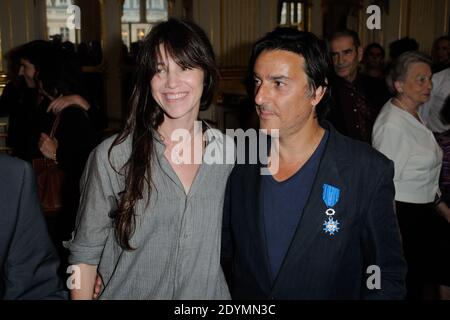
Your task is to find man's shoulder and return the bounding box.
[332,130,393,172]
[0,155,33,219]
[0,155,29,184]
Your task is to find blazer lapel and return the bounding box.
[271,125,350,291]
[244,162,274,290]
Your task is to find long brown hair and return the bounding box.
[108,18,218,250]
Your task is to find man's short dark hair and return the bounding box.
[329,29,361,48]
[246,27,332,121]
[364,42,385,60]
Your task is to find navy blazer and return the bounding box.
[0,155,67,299]
[222,122,407,299]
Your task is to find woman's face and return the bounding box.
[396,62,432,106]
[150,44,204,122]
[18,58,36,88]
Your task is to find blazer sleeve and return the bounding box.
[361,160,407,300]
[2,161,67,300]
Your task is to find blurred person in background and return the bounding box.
[372,51,441,300]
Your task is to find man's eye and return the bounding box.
[275,81,284,87]
[254,79,261,86]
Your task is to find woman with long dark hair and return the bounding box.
[68,18,234,299]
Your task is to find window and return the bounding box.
[46,0,77,43]
[122,0,168,49]
[60,27,70,41]
[122,0,140,22]
[151,0,164,10]
[136,29,146,41]
[147,0,168,22]
[278,1,306,30]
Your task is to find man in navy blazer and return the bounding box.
[0,154,67,299]
[221,28,407,299]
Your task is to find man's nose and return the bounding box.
[255,84,268,106]
[335,53,344,66]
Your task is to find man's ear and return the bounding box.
[357,46,363,62]
[311,86,326,106]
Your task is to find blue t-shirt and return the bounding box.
[262,130,329,280]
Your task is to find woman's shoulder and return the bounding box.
[375,100,410,128]
[90,133,132,170]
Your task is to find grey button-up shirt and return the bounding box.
[67,127,234,299]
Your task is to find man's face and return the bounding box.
[330,36,362,82]
[366,47,384,68]
[18,58,36,88]
[436,39,450,64]
[253,49,323,137]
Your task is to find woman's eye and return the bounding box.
[417,76,429,83]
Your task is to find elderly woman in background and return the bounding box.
[372,51,442,300]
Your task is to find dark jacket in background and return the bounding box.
[0,155,67,299]
[328,73,391,143]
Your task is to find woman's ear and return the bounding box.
[394,80,403,94]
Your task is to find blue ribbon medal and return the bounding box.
[322,184,341,236]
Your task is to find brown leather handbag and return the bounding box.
[32,113,65,217]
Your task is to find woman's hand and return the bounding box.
[92,274,103,299]
[38,133,58,161]
[70,264,98,300]
[47,94,90,114]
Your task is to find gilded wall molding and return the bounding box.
[0,16,3,72]
[444,0,449,34]
[25,0,30,42]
